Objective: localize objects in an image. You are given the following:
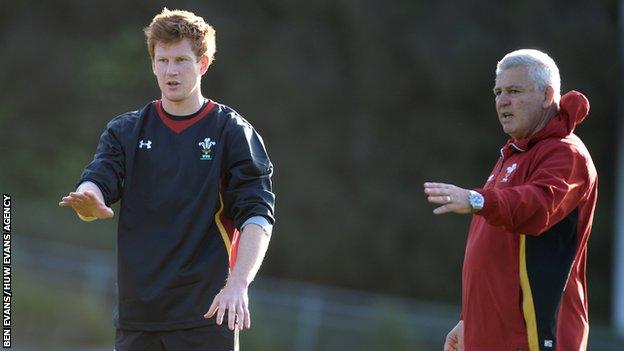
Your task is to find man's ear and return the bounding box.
[543,86,555,108]
[199,55,211,75]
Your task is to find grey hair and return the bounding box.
[496,49,561,103]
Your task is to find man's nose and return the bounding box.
[165,63,179,75]
[496,93,511,107]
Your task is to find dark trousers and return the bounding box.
[115,325,237,351]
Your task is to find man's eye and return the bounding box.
[493,91,501,96]
[157,58,168,63]
[176,58,187,62]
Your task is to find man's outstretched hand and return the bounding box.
[424,182,472,215]
[59,190,114,219]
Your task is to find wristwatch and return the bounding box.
[468,190,484,212]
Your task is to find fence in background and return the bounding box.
[13,236,624,350]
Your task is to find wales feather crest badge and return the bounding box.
[198,138,216,160]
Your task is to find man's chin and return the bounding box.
[162,94,187,103]
[501,125,514,135]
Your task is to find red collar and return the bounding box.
[155,100,216,134]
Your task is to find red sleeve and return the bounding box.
[475,142,589,236]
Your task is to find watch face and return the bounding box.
[470,192,484,209]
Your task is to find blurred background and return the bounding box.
[1,0,622,349]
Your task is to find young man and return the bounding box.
[59,8,275,351]
[424,49,597,351]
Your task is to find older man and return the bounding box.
[425,49,597,351]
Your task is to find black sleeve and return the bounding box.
[77,118,126,206]
[223,120,275,230]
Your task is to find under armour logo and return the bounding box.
[139,140,152,149]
